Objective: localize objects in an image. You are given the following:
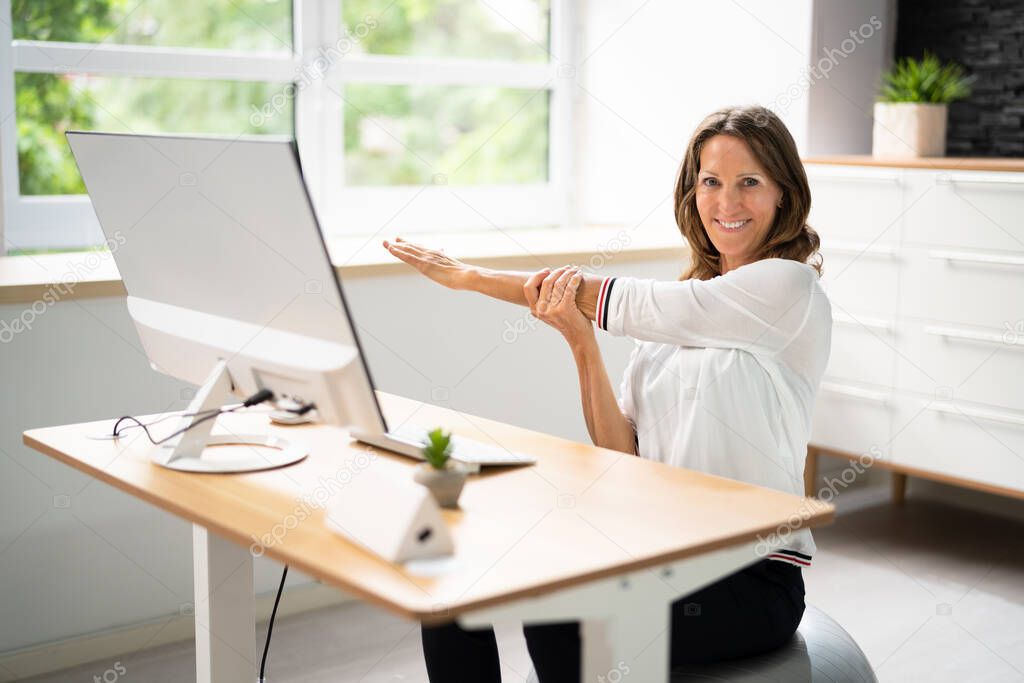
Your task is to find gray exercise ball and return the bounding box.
[526,605,875,683]
[671,604,876,682]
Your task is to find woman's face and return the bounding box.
[695,134,783,273]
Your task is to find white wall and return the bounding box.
[577,0,896,227]
[805,0,895,154]
[578,0,814,226]
[0,257,679,654]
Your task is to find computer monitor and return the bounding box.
[67,131,388,472]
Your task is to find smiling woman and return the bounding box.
[679,107,822,280]
[385,105,833,682]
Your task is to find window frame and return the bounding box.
[0,0,576,253]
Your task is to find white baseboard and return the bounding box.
[0,582,352,682]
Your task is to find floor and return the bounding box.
[21,485,1024,683]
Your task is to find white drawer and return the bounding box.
[889,395,1024,493]
[818,246,900,317]
[811,380,892,459]
[826,318,897,387]
[901,246,1024,329]
[900,246,1024,327]
[892,319,1024,413]
[903,171,1024,251]
[806,166,904,245]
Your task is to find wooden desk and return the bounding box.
[24,392,834,682]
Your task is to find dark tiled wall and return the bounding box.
[895,0,1024,156]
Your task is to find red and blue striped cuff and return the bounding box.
[766,549,813,567]
[596,276,617,331]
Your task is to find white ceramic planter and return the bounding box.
[414,462,468,508]
[872,102,948,157]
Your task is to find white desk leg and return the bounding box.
[193,524,256,683]
[579,580,673,681]
[460,541,768,682]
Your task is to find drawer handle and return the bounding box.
[821,241,897,258]
[936,173,1024,186]
[928,402,1024,428]
[923,324,1021,348]
[833,311,893,332]
[927,250,1024,268]
[820,382,889,404]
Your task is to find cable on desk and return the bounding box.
[110,389,278,444]
[260,565,289,683]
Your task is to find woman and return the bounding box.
[383,105,831,682]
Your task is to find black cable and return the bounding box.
[111,407,220,434]
[111,411,221,446]
[110,389,280,444]
[260,565,289,683]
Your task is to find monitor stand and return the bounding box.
[154,360,308,473]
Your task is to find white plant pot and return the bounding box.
[872,102,948,158]
[414,462,468,509]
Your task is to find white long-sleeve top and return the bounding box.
[595,257,832,567]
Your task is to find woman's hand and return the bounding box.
[524,266,593,345]
[383,237,471,290]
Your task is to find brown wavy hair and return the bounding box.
[674,105,822,281]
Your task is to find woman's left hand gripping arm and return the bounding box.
[524,266,594,345]
[526,267,636,455]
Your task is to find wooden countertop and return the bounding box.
[23,392,833,624]
[803,155,1024,173]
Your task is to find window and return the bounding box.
[0,0,574,253]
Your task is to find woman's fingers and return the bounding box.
[385,238,440,265]
[538,265,572,305]
[523,268,550,308]
[551,266,579,303]
[384,240,432,273]
[560,270,583,307]
[388,237,430,256]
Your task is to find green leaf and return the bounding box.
[877,51,974,104]
[421,427,453,469]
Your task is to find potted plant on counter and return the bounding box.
[873,52,974,158]
[413,428,467,509]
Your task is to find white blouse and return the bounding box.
[595,257,832,567]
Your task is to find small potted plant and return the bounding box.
[413,428,467,509]
[873,51,974,158]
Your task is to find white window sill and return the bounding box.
[0,225,688,305]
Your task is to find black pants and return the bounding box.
[421,559,805,683]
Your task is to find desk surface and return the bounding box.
[24,392,833,624]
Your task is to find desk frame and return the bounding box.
[193,524,778,682]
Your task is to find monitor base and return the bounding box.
[153,434,307,473]
[157,360,307,473]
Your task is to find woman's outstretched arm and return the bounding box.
[383,238,635,455]
[382,238,601,320]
